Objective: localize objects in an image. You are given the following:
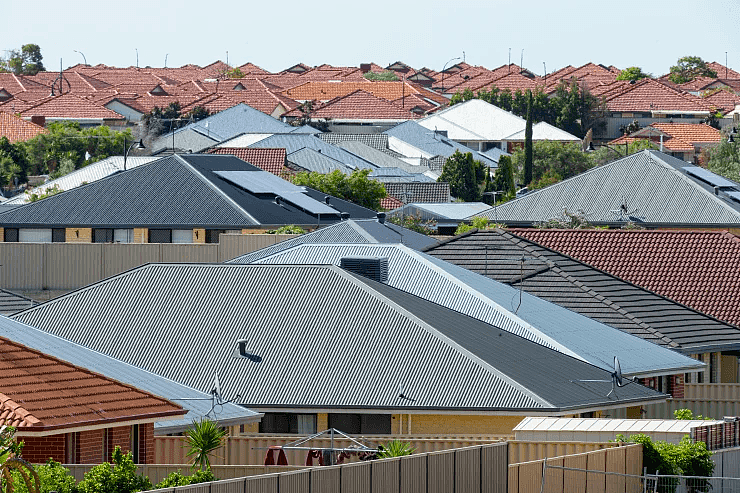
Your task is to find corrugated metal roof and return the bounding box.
[503,121,581,141]
[12,264,666,413]
[390,203,492,221]
[338,141,432,174]
[0,289,37,315]
[418,99,526,141]
[0,315,261,433]
[480,150,740,226]
[5,156,159,205]
[242,243,704,378]
[228,219,438,263]
[250,134,376,171]
[287,148,354,174]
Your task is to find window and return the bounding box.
[259,413,317,434]
[148,229,172,243]
[328,414,391,435]
[172,229,192,243]
[131,424,140,463]
[93,228,114,243]
[66,432,80,464]
[3,228,18,242]
[206,230,225,244]
[114,229,134,243]
[52,228,66,243]
[19,228,52,243]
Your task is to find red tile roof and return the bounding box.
[0,336,185,432]
[604,79,715,112]
[381,196,404,210]
[207,147,289,176]
[509,229,740,326]
[283,90,421,120]
[18,94,125,120]
[705,62,740,80]
[282,81,432,103]
[0,112,47,143]
[702,89,740,114]
[610,123,722,152]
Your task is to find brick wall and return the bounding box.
[78,429,105,464]
[139,423,155,464]
[65,228,92,243]
[22,435,66,463]
[110,425,132,460]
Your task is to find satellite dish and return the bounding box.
[571,356,634,399]
[614,356,623,387]
[211,372,222,398]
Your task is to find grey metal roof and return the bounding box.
[426,229,740,354]
[318,133,393,152]
[0,315,261,433]
[482,147,511,163]
[479,150,740,227]
[383,121,499,168]
[287,148,355,174]
[228,219,439,263]
[249,134,376,171]
[242,243,704,378]
[151,128,219,154]
[0,154,375,228]
[153,103,295,153]
[384,183,451,203]
[0,289,37,315]
[338,141,434,175]
[389,203,492,221]
[12,264,666,413]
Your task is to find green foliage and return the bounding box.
[616,67,651,82]
[11,460,76,493]
[524,90,534,185]
[529,169,562,190]
[513,141,595,185]
[267,225,306,234]
[363,71,399,81]
[387,214,435,235]
[376,440,415,459]
[76,447,151,493]
[454,223,474,235]
[615,434,713,490]
[673,409,712,420]
[225,67,244,79]
[20,122,132,176]
[0,426,22,462]
[49,157,75,180]
[589,139,657,166]
[471,216,490,229]
[140,102,209,139]
[706,134,740,182]
[292,169,387,210]
[536,209,595,229]
[1,44,44,75]
[491,156,516,202]
[669,56,717,84]
[28,184,64,202]
[184,420,227,471]
[153,468,215,489]
[438,150,487,202]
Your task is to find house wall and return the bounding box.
[65,227,92,243]
[604,116,706,140]
[78,429,105,464]
[111,425,133,459]
[134,228,148,243]
[22,435,66,463]
[393,414,525,435]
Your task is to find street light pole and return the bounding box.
[73,50,87,66]
[122,137,146,171]
[586,141,629,158]
[440,56,463,91]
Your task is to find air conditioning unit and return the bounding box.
[340,257,389,283]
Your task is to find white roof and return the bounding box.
[513,416,723,444]
[418,99,526,141]
[216,133,275,148]
[503,121,582,142]
[7,156,158,205]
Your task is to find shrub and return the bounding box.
[76,447,151,493]
[154,468,215,489]
[454,223,474,235]
[376,440,415,458]
[11,459,77,493]
[267,225,306,234]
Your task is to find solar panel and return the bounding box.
[214,170,301,194]
[281,192,339,215]
[682,166,738,188]
[727,191,740,203]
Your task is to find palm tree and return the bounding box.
[184,420,226,470]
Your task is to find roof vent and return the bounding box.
[340,257,389,283]
[324,196,330,205]
[234,339,262,362]
[341,212,350,220]
[377,212,386,224]
[714,186,720,195]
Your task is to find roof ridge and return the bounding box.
[331,264,555,409]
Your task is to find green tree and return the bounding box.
[669,56,718,84]
[492,155,516,200]
[616,67,651,82]
[11,460,75,493]
[184,419,226,471]
[1,44,45,75]
[363,71,399,81]
[524,91,534,185]
[292,169,387,210]
[438,150,486,202]
[513,141,595,185]
[706,134,740,181]
[387,214,435,234]
[76,447,151,493]
[673,409,712,420]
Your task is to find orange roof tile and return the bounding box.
[0,112,47,143]
[207,147,289,176]
[610,123,721,153]
[0,336,184,431]
[282,81,432,103]
[604,79,715,113]
[19,94,125,120]
[283,90,420,121]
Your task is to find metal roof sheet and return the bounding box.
[390,203,492,221]
[12,264,665,413]
[250,134,376,171]
[0,315,261,433]
[480,151,740,226]
[242,243,704,378]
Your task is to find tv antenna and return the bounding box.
[609,197,643,222]
[173,371,242,420]
[571,356,637,399]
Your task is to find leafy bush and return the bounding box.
[293,169,387,210]
[388,214,435,235]
[11,459,77,493]
[363,71,399,81]
[28,184,64,202]
[674,409,712,420]
[266,225,306,234]
[76,447,151,493]
[454,223,474,235]
[471,217,490,229]
[376,440,415,458]
[185,419,226,471]
[153,468,215,489]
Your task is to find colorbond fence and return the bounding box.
[153,434,509,466]
[508,443,642,493]
[60,464,305,484]
[0,234,296,292]
[507,441,620,465]
[146,442,509,493]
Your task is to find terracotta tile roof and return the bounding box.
[610,123,722,152]
[281,81,434,103]
[18,93,124,120]
[381,196,404,209]
[604,79,715,112]
[702,89,740,114]
[0,335,185,431]
[0,112,47,143]
[237,62,270,75]
[207,147,289,176]
[676,76,719,92]
[472,72,541,93]
[283,89,420,121]
[706,62,740,80]
[509,229,740,327]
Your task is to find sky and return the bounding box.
[5,0,739,77]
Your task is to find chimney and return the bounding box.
[377,212,386,224]
[340,212,350,220]
[30,115,46,127]
[360,63,371,73]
